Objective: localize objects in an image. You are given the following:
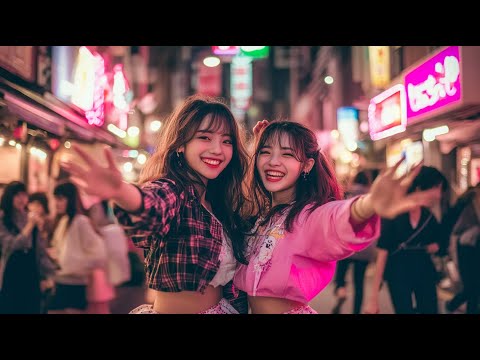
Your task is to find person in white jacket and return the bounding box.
[47,181,107,314]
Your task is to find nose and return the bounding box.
[209,139,222,155]
[267,152,281,166]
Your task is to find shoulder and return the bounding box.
[142,178,186,199]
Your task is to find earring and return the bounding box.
[303,171,309,180]
[176,151,183,167]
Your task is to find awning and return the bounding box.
[0,77,125,147]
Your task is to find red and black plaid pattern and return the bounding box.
[114,179,223,293]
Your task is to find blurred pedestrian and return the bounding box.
[47,181,107,314]
[332,170,378,314]
[447,183,480,313]
[233,121,441,314]
[61,94,250,314]
[0,181,56,313]
[364,166,449,314]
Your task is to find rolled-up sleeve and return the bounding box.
[114,180,180,249]
[300,197,380,262]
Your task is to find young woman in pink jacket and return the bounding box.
[233,121,442,314]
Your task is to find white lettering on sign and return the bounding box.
[407,56,460,113]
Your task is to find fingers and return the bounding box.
[61,161,88,179]
[69,176,89,192]
[72,143,96,167]
[385,155,406,177]
[399,161,424,188]
[103,146,118,170]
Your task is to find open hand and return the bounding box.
[369,158,442,219]
[253,120,269,139]
[61,145,123,200]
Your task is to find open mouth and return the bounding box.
[265,170,285,182]
[202,157,222,168]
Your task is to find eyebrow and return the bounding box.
[261,145,294,151]
[197,129,232,137]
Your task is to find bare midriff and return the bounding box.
[152,285,222,314]
[248,295,305,314]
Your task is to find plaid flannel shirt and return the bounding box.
[114,178,247,313]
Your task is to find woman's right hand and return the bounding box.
[253,119,269,139]
[61,145,123,200]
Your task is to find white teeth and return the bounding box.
[266,171,284,177]
[203,159,221,165]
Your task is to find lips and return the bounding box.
[265,170,285,182]
[201,157,222,168]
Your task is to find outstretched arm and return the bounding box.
[61,145,142,212]
[350,158,442,224]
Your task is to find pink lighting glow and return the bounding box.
[368,84,407,141]
[405,46,461,123]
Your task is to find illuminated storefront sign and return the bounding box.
[336,107,359,152]
[368,46,391,89]
[405,46,461,123]
[71,47,106,127]
[368,84,407,141]
[230,56,252,119]
[240,46,269,59]
[212,46,240,56]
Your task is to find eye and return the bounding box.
[223,139,232,144]
[259,150,270,155]
[198,136,210,140]
[283,153,294,157]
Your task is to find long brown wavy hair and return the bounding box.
[139,94,250,263]
[248,121,343,233]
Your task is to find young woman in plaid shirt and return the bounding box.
[233,121,443,314]
[62,95,250,314]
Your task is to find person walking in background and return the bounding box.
[86,200,130,314]
[0,181,56,313]
[332,170,378,314]
[233,121,442,314]
[364,166,450,314]
[47,181,107,314]
[447,183,480,313]
[61,94,251,314]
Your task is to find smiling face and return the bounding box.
[256,132,314,205]
[180,115,233,185]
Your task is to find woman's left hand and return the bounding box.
[368,158,442,219]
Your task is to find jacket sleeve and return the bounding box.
[299,197,380,262]
[113,180,181,249]
[0,216,30,254]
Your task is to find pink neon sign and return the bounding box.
[368,84,407,141]
[404,46,461,123]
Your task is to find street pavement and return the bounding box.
[110,264,457,314]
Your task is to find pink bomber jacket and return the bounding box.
[233,197,380,303]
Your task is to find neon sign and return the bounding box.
[71,46,106,127]
[405,46,461,123]
[368,84,407,141]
